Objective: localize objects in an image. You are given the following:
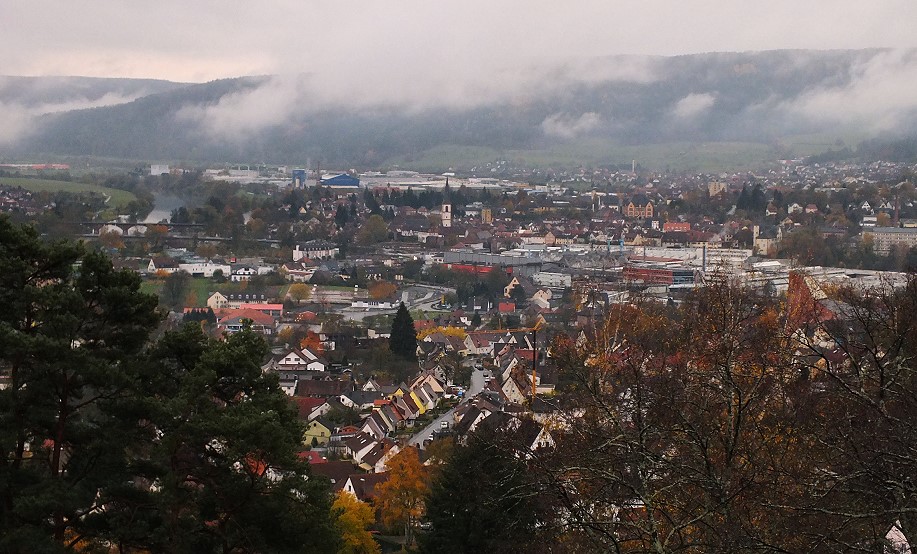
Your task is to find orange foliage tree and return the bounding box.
[300,330,324,354]
[375,447,428,546]
[368,280,397,300]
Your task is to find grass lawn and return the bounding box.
[142,278,289,308]
[0,177,136,208]
[141,277,213,308]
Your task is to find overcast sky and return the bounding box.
[2,1,916,83]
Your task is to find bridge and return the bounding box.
[81,221,206,235]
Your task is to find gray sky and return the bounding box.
[2,1,915,83]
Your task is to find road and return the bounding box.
[333,284,454,322]
[408,367,487,446]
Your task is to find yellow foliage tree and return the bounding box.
[289,282,312,305]
[332,492,380,554]
[416,326,467,341]
[375,447,428,545]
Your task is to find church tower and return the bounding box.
[441,203,452,228]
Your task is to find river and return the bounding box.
[143,194,185,224]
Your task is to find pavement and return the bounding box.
[407,367,487,446]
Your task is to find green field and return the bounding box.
[0,177,136,208]
[141,278,290,309]
[141,277,214,307]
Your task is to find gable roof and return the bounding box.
[291,396,327,420]
[310,460,358,492]
[345,472,389,502]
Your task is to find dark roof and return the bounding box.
[310,461,359,492]
[347,472,389,502]
[295,379,352,398]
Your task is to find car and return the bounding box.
[440,421,449,429]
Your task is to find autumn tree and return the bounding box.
[301,330,324,354]
[789,276,917,549]
[540,285,820,552]
[98,228,125,250]
[368,280,397,300]
[375,447,428,546]
[332,492,380,554]
[289,282,313,305]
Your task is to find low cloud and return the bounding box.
[0,91,141,144]
[175,76,306,138]
[541,112,602,139]
[174,56,652,140]
[777,49,917,132]
[672,93,716,119]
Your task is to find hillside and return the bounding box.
[6,49,917,170]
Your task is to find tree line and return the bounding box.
[421,277,917,552]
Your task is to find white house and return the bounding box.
[293,240,339,261]
[276,347,327,372]
[178,261,231,278]
[532,272,572,288]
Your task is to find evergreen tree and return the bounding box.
[421,424,547,553]
[389,302,417,360]
[0,217,161,550]
[737,185,750,210]
[471,311,482,327]
[98,324,338,552]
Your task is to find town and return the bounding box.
[3,154,917,551]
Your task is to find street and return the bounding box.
[407,367,487,446]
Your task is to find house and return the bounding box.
[272,347,327,372]
[293,240,339,261]
[216,308,276,335]
[624,195,654,219]
[361,440,399,473]
[309,460,357,493]
[292,396,330,421]
[476,412,555,455]
[280,262,317,282]
[530,288,553,309]
[148,257,180,274]
[501,374,531,404]
[344,432,377,463]
[230,266,258,282]
[343,472,389,503]
[178,261,231,278]
[207,291,230,310]
[239,303,283,317]
[303,418,333,446]
[340,390,384,411]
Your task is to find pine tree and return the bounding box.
[98,323,338,552]
[421,424,546,553]
[389,302,417,360]
[0,217,161,549]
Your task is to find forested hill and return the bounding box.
[6,49,917,168]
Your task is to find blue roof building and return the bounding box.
[320,174,360,187]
